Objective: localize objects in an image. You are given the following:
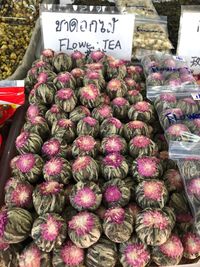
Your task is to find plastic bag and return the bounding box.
[0,81,25,126]
[141,52,197,97]
[169,140,200,236]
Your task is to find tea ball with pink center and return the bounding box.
[52,53,73,73]
[91,104,113,123]
[185,118,200,137]
[40,48,55,63]
[72,135,98,158]
[31,213,67,252]
[69,181,102,212]
[146,72,164,87]
[26,103,47,121]
[119,236,150,267]
[135,207,175,246]
[87,50,106,63]
[165,123,191,142]
[51,119,76,143]
[83,70,106,91]
[42,137,68,159]
[123,120,150,141]
[106,59,127,80]
[14,153,44,183]
[45,104,67,127]
[124,77,138,91]
[33,181,65,215]
[128,101,155,123]
[86,237,117,267]
[0,207,33,244]
[72,156,99,182]
[103,207,133,243]
[77,116,99,138]
[85,62,105,76]
[53,71,76,90]
[102,178,130,208]
[5,178,33,209]
[68,211,102,248]
[176,97,199,114]
[53,240,85,267]
[71,50,86,68]
[100,117,123,138]
[23,116,50,140]
[111,97,130,120]
[100,92,110,105]
[152,234,183,266]
[187,177,200,206]
[78,84,101,108]
[15,131,43,155]
[69,105,90,123]
[43,157,72,185]
[182,232,200,259]
[129,135,158,159]
[101,135,127,155]
[125,89,143,105]
[19,242,51,267]
[71,67,85,88]
[34,82,57,105]
[162,169,183,192]
[126,65,144,81]
[55,88,77,113]
[131,156,163,182]
[136,179,168,209]
[36,70,57,85]
[154,92,177,113]
[106,79,127,100]
[28,87,37,105]
[101,153,129,180]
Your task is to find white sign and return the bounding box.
[177,7,200,74]
[41,12,135,60]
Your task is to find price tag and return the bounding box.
[41,10,135,60]
[177,6,200,75]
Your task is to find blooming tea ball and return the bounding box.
[13,153,43,183]
[86,237,117,267]
[42,138,68,159]
[33,181,65,215]
[71,67,85,88]
[111,97,130,120]
[131,156,163,182]
[77,116,99,138]
[72,135,98,158]
[102,178,130,207]
[103,207,133,243]
[182,232,200,259]
[129,135,158,158]
[106,79,127,99]
[106,59,127,80]
[163,169,183,192]
[68,211,102,248]
[176,97,199,114]
[31,213,67,252]
[136,179,168,209]
[165,123,191,142]
[87,50,106,63]
[72,156,99,182]
[83,70,106,91]
[69,106,90,123]
[23,116,50,140]
[119,236,151,267]
[54,72,76,90]
[43,157,72,184]
[185,119,200,136]
[51,119,76,143]
[5,178,33,209]
[53,53,73,73]
[26,103,47,121]
[52,240,85,267]
[79,84,101,108]
[128,101,155,123]
[92,104,113,123]
[187,177,200,206]
[154,92,177,113]
[152,234,183,266]
[15,131,43,155]
[100,117,123,138]
[101,135,127,155]
[55,88,77,113]
[71,50,86,68]
[147,72,164,86]
[159,108,183,129]
[101,153,129,180]
[0,207,33,243]
[34,82,57,105]
[125,89,143,105]
[135,207,175,246]
[45,104,67,127]
[19,242,51,267]
[123,120,150,141]
[69,181,102,211]
[40,48,55,63]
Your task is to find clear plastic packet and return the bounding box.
[141,52,197,96]
[0,81,25,126]
[133,17,173,52]
[169,140,200,235]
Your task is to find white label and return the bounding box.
[41,12,135,60]
[191,92,200,100]
[177,10,200,75]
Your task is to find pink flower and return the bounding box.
[58,119,74,128]
[81,85,100,100]
[131,135,151,148]
[143,181,163,200]
[103,153,123,168]
[125,78,137,87]
[112,97,128,107]
[90,50,105,61]
[187,178,200,196]
[107,79,122,91]
[16,154,36,173]
[98,105,112,117]
[83,116,97,126]
[16,132,29,148]
[41,215,63,241]
[160,93,176,102]
[68,212,94,236]
[108,118,122,129]
[11,184,33,207]
[104,185,122,203]
[19,243,41,267]
[128,121,144,129]
[44,157,63,176]
[39,181,63,195]
[0,210,8,238]
[61,241,84,266]
[104,207,125,224]
[182,97,196,105]
[71,50,85,60]
[71,68,85,78]
[160,235,183,258]
[57,88,74,100]
[125,243,150,267]
[37,72,48,83]
[72,156,91,172]
[167,124,189,137]
[50,104,60,113]
[74,187,96,208]
[182,232,200,254]
[86,71,100,80]
[134,101,150,112]
[42,139,61,156]
[57,72,71,83]
[75,136,96,152]
[137,157,157,177]
[143,210,169,230]
[104,136,123,154]
[26,105,40,119]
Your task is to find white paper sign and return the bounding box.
[41,12,135,60]
[177,8,200,74]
